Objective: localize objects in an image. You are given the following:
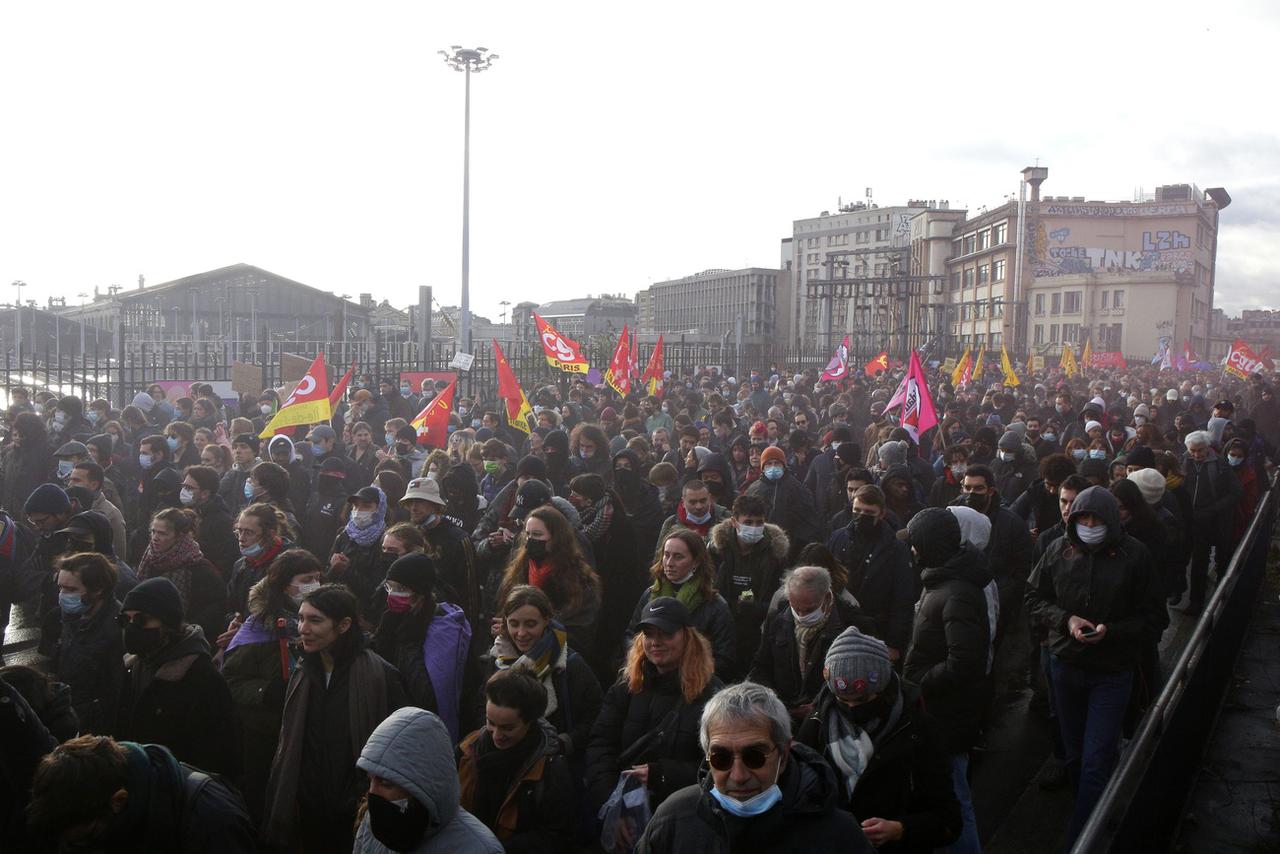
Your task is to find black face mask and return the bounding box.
[848,696,890,725]
[966,491,990,513]
[525,539,548,561]
[123,624,166,656]
[854,513,878,536]
[366,793,432,852]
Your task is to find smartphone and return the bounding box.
[1079,628,1098,638]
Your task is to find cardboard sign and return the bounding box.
[449,351,475,371]
[281,352,313,384]
[231,361,264,395]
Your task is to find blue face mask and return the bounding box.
[57,460,74,479]
[139,453,154,470]
[58,591,90,616]
[241,541,264,558]
[1088,449,1106,460]
[244,480,256,500]
[1071,449,1086,461]
[471,419,482,430]
[1228,455,1244,467]
[763,465,784,481]
[385,432,396,447]
[400,386,411,396]
[87,410,100,425]
[311,442,326,457]
[421,513,438,528]
[166,436,179,453]
[709,767,783,817]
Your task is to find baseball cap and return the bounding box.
[636,596,692,635]
[511,480,553,520]
[347,486,382,505]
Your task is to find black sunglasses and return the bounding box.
[707,744,775,772]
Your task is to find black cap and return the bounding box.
[320,457,347,477]
[637,596,692,634]
[511,480,553,521]
[1214,399,1234,412]
[122,577,184,629]
[386,553,436,596]
[347,485,381,504]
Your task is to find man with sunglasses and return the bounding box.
[637,681,872,853]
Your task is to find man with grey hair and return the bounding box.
[749,567,851,728]
[637,681,872,853]
[1178,429,1240,613]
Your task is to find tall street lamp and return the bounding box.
[11,280,25,357]
[439,45,498,356]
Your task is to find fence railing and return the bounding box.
[1071,473,1279,853]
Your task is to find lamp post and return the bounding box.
[439,45,499,357]
[11,280,25,358]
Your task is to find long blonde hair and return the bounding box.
[623,626,715,703]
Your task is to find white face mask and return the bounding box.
[737,524,764,545]
[1076,523,1107,545]
[791,602,827,626]
[997,450,1014,462]
[179,487,197,506]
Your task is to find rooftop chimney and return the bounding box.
[1022,166,1049,202]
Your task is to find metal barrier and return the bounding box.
[1071,474,1279,853]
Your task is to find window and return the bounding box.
[990,332,1002,348]
[992,259,1006,281]
[963,235,976,255]
[875,229,888,241]
[1034,293,1045,315]
[1099,290,1108,309]
[1050,323,1060,343]
[807,237,817,247]
[977,265,989,285]
[963,268,975,288]
[1113,290,1124,308]
[950,271,962,291]
[1034,324,1045,345]
[1064,291,1082,314]
[991,300,1004,318]
[1063,323,1080,343]
[952,239,963,257]
[977,230,990,250]
[857,231,869,244]
[1051,293,1062,315]
[992,223,1008,244]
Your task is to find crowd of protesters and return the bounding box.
[0,359,1273,853]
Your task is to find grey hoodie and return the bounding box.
[354,707,502,854]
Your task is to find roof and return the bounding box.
[110,263,365,310]
[535,298,636,319]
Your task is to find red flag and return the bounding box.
[411,375,456,448]
[329,357,359,408]
[261,354,331,437]
[532,312,589,373]
[629,330,640,381]
[821,335,850,381]
[604,325,632,396]
[641,335,666,399]
[493,340,533,434]
[864,350,889,377]
[1226,338,1266,379]
[884,350,938,442]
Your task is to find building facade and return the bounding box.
[532,296,636,342]
[638,267,781,340]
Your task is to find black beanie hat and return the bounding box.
[1126,446,1156,469]
[386,553,436,596]
[516,454,548,481]
[904,507,963,569]
[122,577,184,629]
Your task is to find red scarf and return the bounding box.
[528,557,553,591]
[677,502,714,537]
[247,536,285,570]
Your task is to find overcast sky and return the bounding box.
[2,1,1277,326]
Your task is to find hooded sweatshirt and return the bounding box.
[354,708,503,853]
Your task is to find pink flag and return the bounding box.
[821,335,851,381]
[884,350,937,442]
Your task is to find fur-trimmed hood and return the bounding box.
[709,517,790,559]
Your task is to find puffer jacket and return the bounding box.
[992,443,1038,505]
[626,587,736,678]
[354,707,503,854]
[1025,486,1168,673]
[902,544,992,753]
[585,662,724,811]
[636,742,873,854]
[51,596,124,734]
[827,519,918,654]
[708,519,790,680]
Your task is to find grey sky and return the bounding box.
[2,1,1276,324]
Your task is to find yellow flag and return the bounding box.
[950,347,971,387]
[1060,345,1079,378]
[1081,338,1093,371]
[972,346,985,380]
[1000,344,1021,386]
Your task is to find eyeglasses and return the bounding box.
[707,744,776,772]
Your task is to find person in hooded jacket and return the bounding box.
[371,553,477,744]
[900,507,992,854]
[49,551,125,735]
[267,434,314,518]
[795,629,961,853]
[880,464,924,528]
[1025,486,1166,846]
[747,446,819,558]
[301,457,350,557]
[178,464,238,577]
[709,494,790,681]
[328,485,392,619]
[992,430,1038,505]
[636,681,873,854]
[612,448,666,556]
[694,451,737,513]
[263,583,407,853]
[50,395,94,445]
[353,707,504,854]
[439,460,483,531]
[221,548,322,826]
[540,428,573,497]
[114,577,241,778]
[0,412,57,523]
[457,668,576,852]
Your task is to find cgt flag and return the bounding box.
[411,375,456,448]
[1000,344,1021,387]
[864,350,889,377]
[951,346,972,387]
[641,334,666,399]
[532,312,589,374]
[884,350,938,443]
[604,325,632,396]
[493,340,533,434]
[1225,338,1267,379]
[821,335,851,381]
[260,353,331,437]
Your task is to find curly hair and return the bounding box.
[497,505,598,616]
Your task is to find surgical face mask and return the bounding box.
[260,403,273,415]
[1076,522,1107,545]
[1042,432,1057,443]
[57,460,75,479]
[1072,449,1086,461]
[1055,403,1069,414]
[352,509,376,527]
[420,512,438,528]
[139,453,154,470]
[289,580,321,607]
[763,465,783,481]
[53,411,67,426]
[579,449,590,460]
[483,460,501,475]
[385,432,396,447]
[310,442,325,456]
[1088,449,1107,460]
[179,487,196,506]
[791,603,827,626]
[166,436,179,453]
[385,590,414,613]
[87,410,100,425]
[710,775,783,818]
[737,523,764,545]
[950,464,967,478]
[685,507,712,525]
[58,590,90,616]
[471,419,482,429]
[241,541,264,558]
[997,450,1014,463]
[244,480,256,500]
[1134,416,1147,426]
[1228,455,1245,467]
[400,385,411,396]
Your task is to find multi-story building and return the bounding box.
[638,268,781,340]
[635,288,656,334]
[531,295,636,342]
[942,203,1018,355]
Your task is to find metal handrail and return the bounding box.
[1071,473,1278,852]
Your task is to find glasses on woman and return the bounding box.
[707,743,776,772]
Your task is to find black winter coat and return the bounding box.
[749,604,849,716]
[747,472,820,555]
[477,647,603,758]
[115,625,242,778]
[51,597,124,734]
[627,586,736,678]
[329,530,390,620]
[827,520,919,653]
[585,663,723,811]
[636,742,873,854]
[196,495,239,578]
[902,544,992,753]
[795,682,961,853]
[0,440,56,520]
[709,519,790,681]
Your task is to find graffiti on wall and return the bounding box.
[1031,225,1195,278]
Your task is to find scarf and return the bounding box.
[246,536,285,571]
[1166,471,1184,491]
[823,676,904,798]
[137,536,204,604]
[676,502,714,537]
[581,496,614,542]
[344,486,387,546]
[528,557,554,591]
[652,575,705,614]
[794,610,830,676]
[490,622,568,717]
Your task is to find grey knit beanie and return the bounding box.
[823,627,891,698]
[877,440,906,467]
